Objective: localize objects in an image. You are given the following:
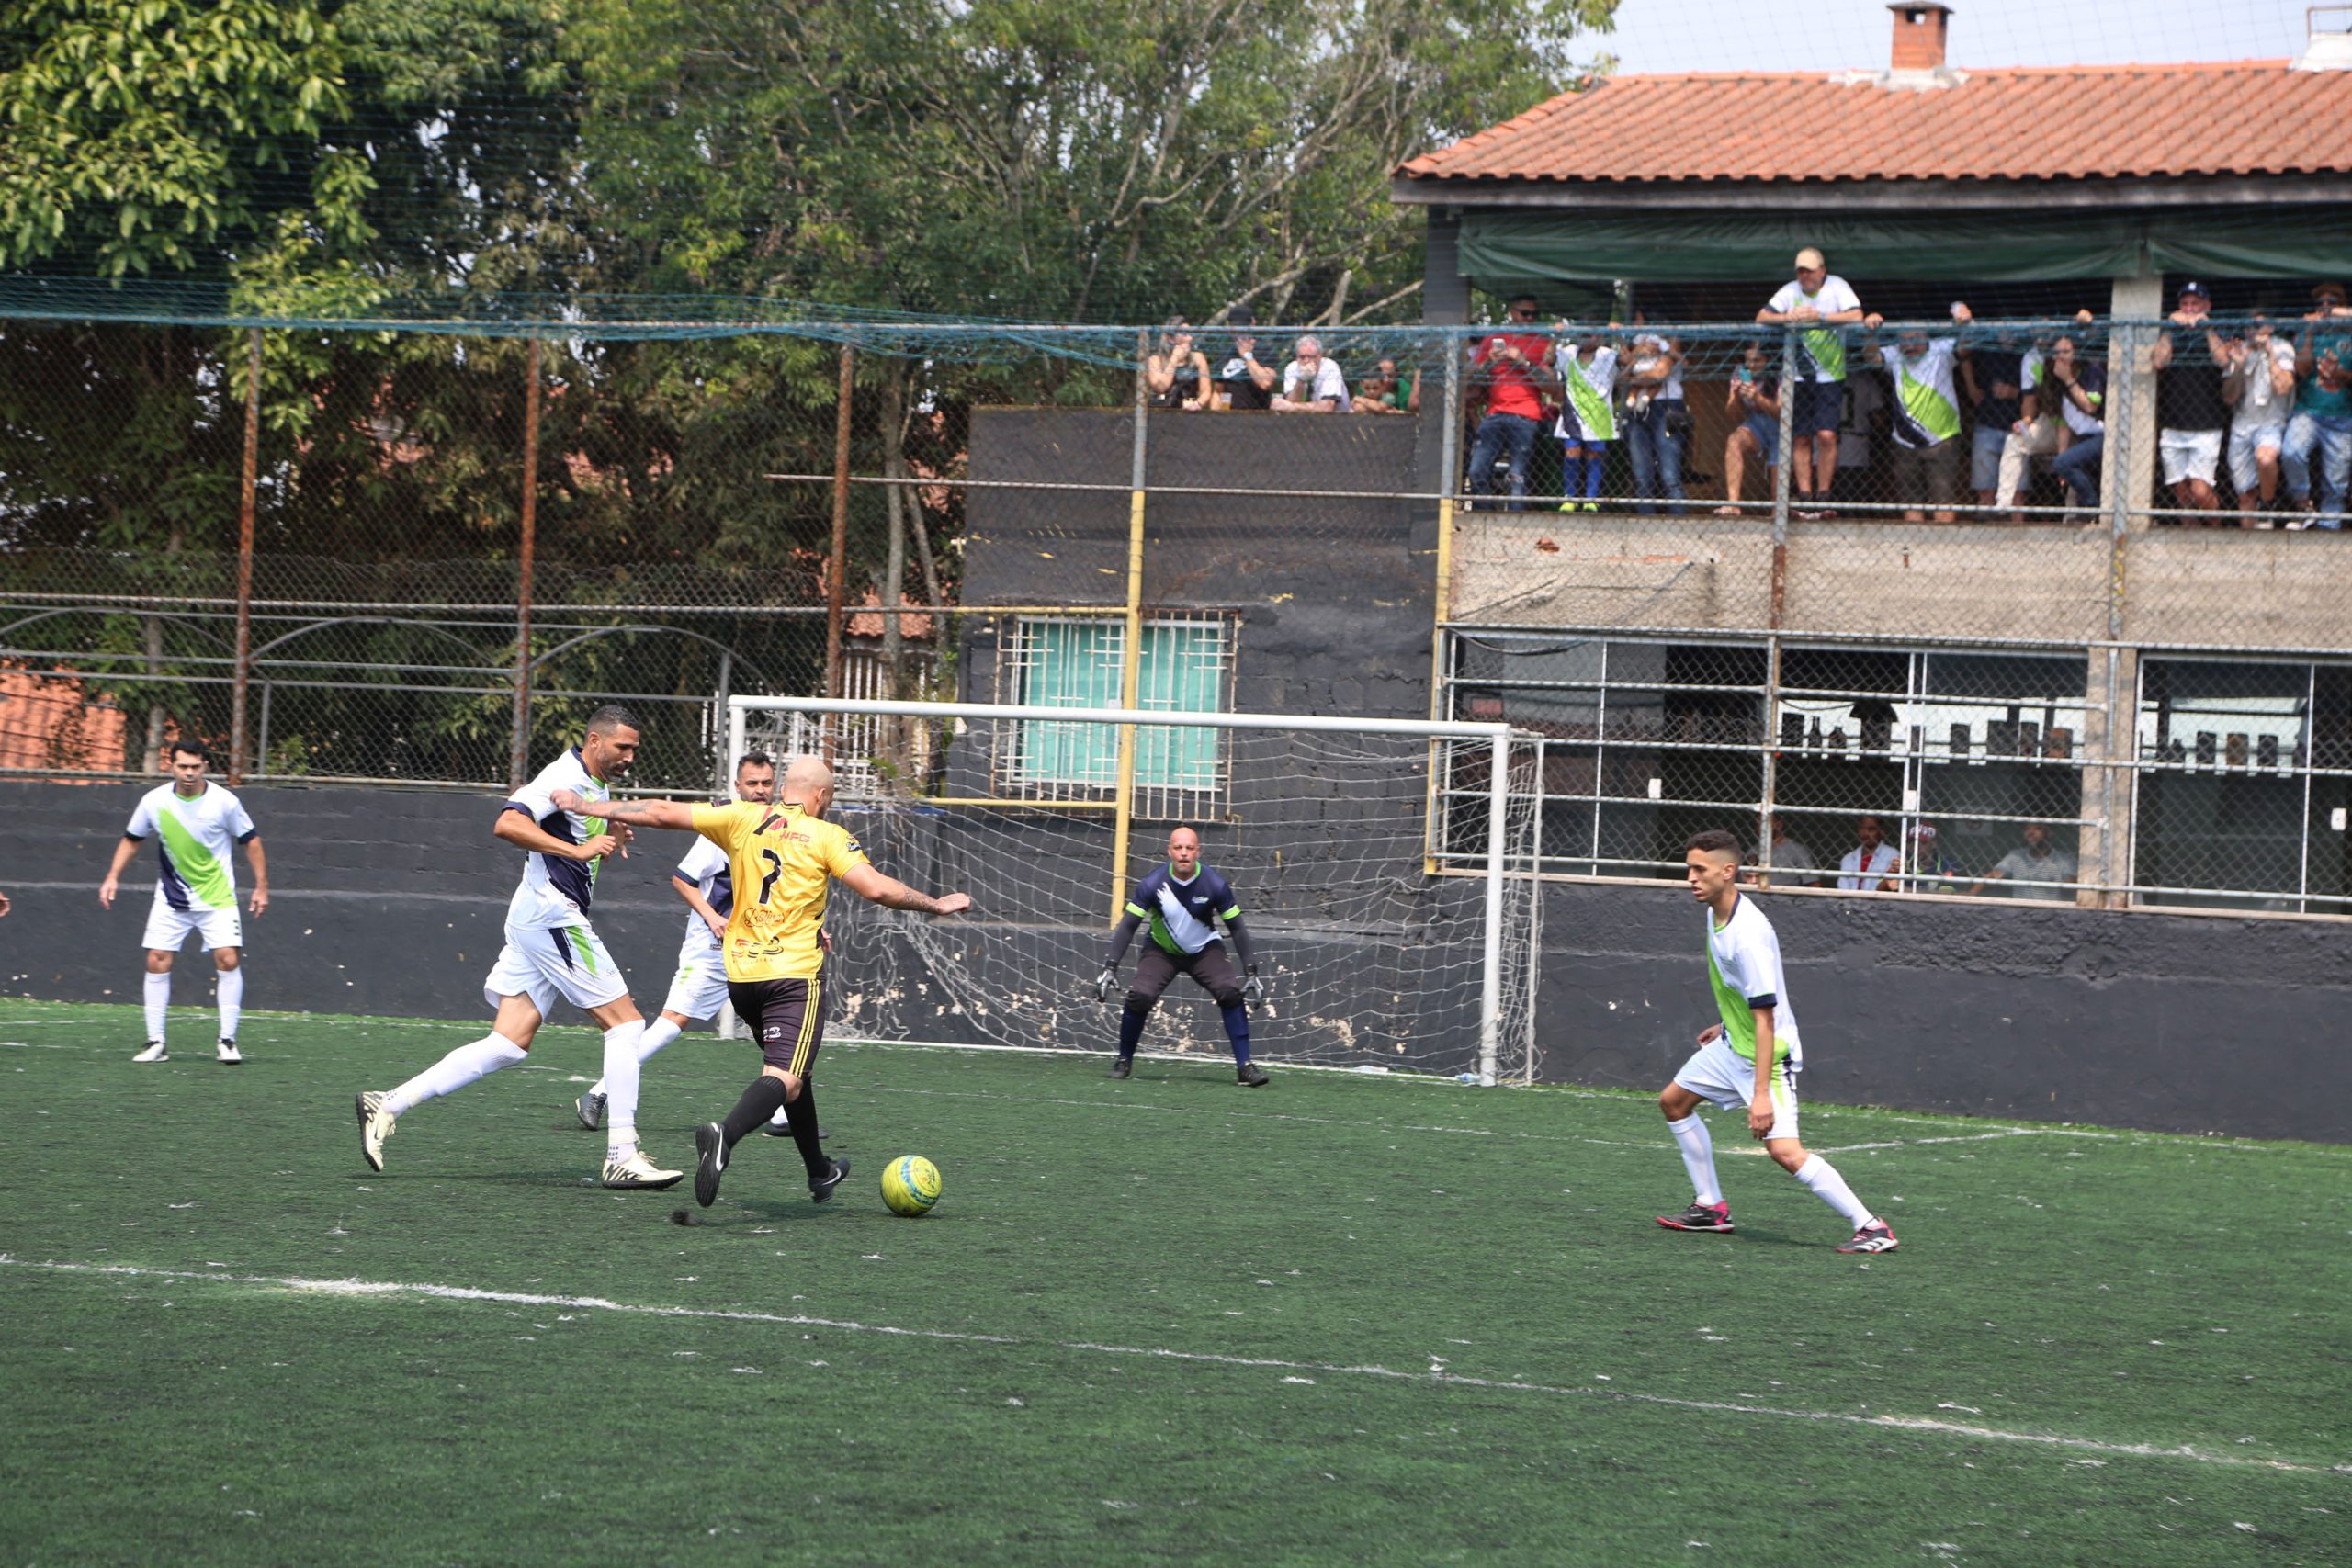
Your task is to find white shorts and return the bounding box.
[483,921,630,1017]
[2160,428,2222,487]
[1672,1036,1800,1141]
[141,899,242,953]
[2226,420,2288,494]
[662,941,730,1021]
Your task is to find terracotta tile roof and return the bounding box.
[1398,61,2351,186]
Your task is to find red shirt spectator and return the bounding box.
[1474,323,1553,420]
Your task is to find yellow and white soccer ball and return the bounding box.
[880,1155,943,1217]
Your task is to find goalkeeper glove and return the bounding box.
[1094,965,1117,1003]
[1242,966,1265,1004]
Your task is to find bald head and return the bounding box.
[782,756,835,811]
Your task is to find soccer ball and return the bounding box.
[880,1155,943,1217]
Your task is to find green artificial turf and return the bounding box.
[1,999,2346,1566]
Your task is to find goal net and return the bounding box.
[729,696,1544,1082]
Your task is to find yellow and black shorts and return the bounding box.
[728,976,825,1077]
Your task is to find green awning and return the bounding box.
[1460,207,2352,286]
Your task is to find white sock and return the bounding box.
[602,1021,646,1157]
[589,1016,684,1096]
[1669,1114,1722,1206]
[1793,1155,1874,1228]
[384,1033,527,1117]
[215,966,243,1041]
[142,972,171,1043]
[767,1102,792,1128]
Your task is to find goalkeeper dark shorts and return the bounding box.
[1130,942,1242,1010]
[728,976,825,1076]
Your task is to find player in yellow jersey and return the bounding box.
[557,756,970,1209]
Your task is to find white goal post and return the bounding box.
[728,694,1539,1083]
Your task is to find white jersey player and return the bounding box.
[98,741,268,1064]
[356,705,682,1190]
[575,751,802,1140]
[1655,829,1898,1254]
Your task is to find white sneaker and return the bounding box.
[356,1091,396,1172]
[217,1039,243,1065]
[132,1042,167,1063]
[601,1150,684,1190]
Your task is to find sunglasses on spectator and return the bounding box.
[1510,308,1537,320]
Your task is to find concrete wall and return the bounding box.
[1453,513,2352,649]
[1535,877,2346,1143]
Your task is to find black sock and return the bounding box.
[721,1076,789,1150]
[786,1081,830,1179]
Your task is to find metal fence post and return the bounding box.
[1758,635,1783,883]
[228,328,261,784]
[1770,327,1798,628]
[509,336,541,792]
[1107,331,1152,922]
[824,344,854,714]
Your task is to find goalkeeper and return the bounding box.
[1096,824,1270,1087]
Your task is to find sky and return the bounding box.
[1591,0,2317,75]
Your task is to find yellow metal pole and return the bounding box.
[1425,337,1462,874]
[1109,334,1150,921]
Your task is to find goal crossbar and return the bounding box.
[729,694,1521,1083]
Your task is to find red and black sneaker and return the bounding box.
[1836,1219,1900,1254]
[1657,1201,1734,1232]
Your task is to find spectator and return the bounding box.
[2044,342,2109,522]
[2222,313,2297,524]
[1971,821,2077,901]
[1554,322,1619,512]
[1353,356,1420,414]
[1836,814,1900,892]
[1464,296,1555,511]
[2151,281,2231,520]
[1215,310,1277,411]
[2283,282,2352,529]
[1863,306,1968,521]
[1622,313,1688,514]
[1714,342,1782,517]
[1902,823,1960,893]
[1960,324,2035,513]
[1145,319,1212,411]
[1764,815,1818,886]
[1756,247,1866,519]
[1996,327,2086,520]
[1272,335,1350,412]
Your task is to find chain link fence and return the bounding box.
[5,307,2346,912]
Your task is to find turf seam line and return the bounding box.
[6,1256,2342,1478]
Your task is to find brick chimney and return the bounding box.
[1887,3,1953,73]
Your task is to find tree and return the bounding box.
[569,0,1613,325]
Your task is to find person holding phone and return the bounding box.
[1464,295,1555,511]
[1715,343,1781,516]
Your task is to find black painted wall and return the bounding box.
[1536,879,2347,1144]
[959,407,1435,719]
[2,781,2343,1140]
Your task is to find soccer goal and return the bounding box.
[729,695,1543,1083]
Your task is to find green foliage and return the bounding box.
[0,0,353,276]
[570,0,1614,325]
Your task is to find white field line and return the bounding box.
[5,1256,2341,1478]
